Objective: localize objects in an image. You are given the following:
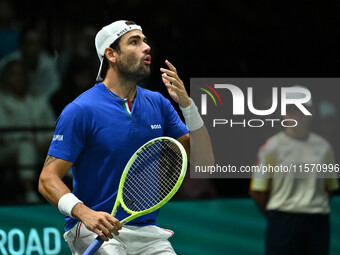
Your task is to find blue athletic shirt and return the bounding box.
[48,83,189,231]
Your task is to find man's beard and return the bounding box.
[117,54,150,83]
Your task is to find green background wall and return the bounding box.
[0,197,339,254]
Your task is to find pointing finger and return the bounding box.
[165,60,177,73]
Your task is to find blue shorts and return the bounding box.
[266,210,329,255]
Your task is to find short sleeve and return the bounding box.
[48,103,89,162]
[324,145,340,191]
[250,140,276,192]
[162,97,189,139]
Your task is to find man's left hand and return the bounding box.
[160,60,191,108]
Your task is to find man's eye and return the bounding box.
[131,40,137,45]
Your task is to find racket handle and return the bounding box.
[83,235,104,255]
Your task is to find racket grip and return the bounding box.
[83,235,104,255]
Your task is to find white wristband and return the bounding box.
[58,193,83,218]
[180,98,204,131]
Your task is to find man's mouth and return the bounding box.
[143,55,151,65]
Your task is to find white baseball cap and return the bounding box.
[95,20,142,81]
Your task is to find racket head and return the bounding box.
[114,136,187,222]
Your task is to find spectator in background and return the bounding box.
[249,87,339,255]
[50,58,95,116]
[0,0,20,59]
[0,60,55,203]
[56,24,99,81]
[0,26,60,100]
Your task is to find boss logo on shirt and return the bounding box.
[151,124,162,130]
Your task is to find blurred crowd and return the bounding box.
[0,0,99,203]
[0,0,339,204]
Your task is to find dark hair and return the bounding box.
[99,37,121,80]
[99,20,137,80]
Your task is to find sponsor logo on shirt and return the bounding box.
[151,124,162,130]
[53,135,63,141]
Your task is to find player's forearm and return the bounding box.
[190,126,214,166]
[179,99,214,166]
[38,172,71,208]
[39,155,75,207]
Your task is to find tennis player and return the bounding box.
[38,20,213,254]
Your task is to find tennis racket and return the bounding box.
[83,136,187,255]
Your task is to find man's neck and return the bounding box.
[103,71,137,100]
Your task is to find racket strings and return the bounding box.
[130,159,175,195]
[124,143,181,210]
[135,149,180,189]
[122,140,183,212]
[124,157,171,210]
[141,142,182,189]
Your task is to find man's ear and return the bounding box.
[105,47,117,63]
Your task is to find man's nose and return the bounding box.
[143,42,151,54]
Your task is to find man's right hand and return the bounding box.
[72,203,122,241]
[38,156,122,241]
